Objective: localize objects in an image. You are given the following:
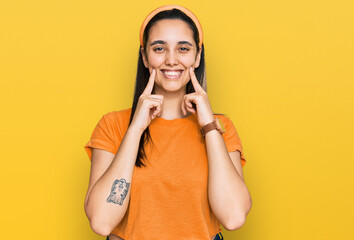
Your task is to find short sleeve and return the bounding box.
[84,112,122,161]
[220,115,246,168]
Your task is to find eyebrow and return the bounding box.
[149,40,193,47]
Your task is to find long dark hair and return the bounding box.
[128,8,222,168]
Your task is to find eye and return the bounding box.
[153,47,164,52]
[180,47,190,52]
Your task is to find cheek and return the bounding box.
[147,55,164,67]
[180,55,197,67]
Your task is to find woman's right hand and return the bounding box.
[131,68,164,133]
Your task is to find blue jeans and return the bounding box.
[105,232,224,240]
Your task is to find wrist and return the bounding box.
[200,117,225,138]
[128,124,145,136]
[202,115,215,127]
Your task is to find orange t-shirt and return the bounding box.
[84,108,246,240]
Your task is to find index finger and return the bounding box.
[142,68,156,95]
[189,67,203,92]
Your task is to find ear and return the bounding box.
[141,47,149,68]
[194,47,202,68]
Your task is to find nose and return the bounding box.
[165,51,178,66]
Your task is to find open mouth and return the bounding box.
[160,70,183,79]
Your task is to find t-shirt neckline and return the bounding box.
[152,113,195,124]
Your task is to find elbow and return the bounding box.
[224,191,253,231]
[224,214,246,231]
[225,198,252,230]
[85,202,123,236]
[224,205,251,231]
[90,217,113,236]
[85,201,115,236]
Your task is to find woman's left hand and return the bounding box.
[181,67,215,127]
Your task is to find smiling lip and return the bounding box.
[160,69,184,79]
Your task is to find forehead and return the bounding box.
[148,19,194,44]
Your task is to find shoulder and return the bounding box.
[213,112,232,128]
[103,107,132,122]
[100,108,132,136]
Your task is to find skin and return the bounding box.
[141,19,203,120]
[106,18,252,240]
[85,17,252,240]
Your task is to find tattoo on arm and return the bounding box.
[106,178,130,206]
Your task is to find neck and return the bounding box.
[153,87,191,120]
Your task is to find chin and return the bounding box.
[161,86,185,92]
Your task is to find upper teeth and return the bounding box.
[163,71,182,76]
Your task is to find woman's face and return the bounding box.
[141,19,202,94]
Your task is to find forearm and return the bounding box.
[206,130,251,229]
[86,125,143,234]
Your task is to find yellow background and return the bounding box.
[1,0,353,239]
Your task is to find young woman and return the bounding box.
[84,5,252,240]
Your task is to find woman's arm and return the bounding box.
[205,130,252,231]
[84,64,160,236]
[181,67,252,229]
[84,125,143,236]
